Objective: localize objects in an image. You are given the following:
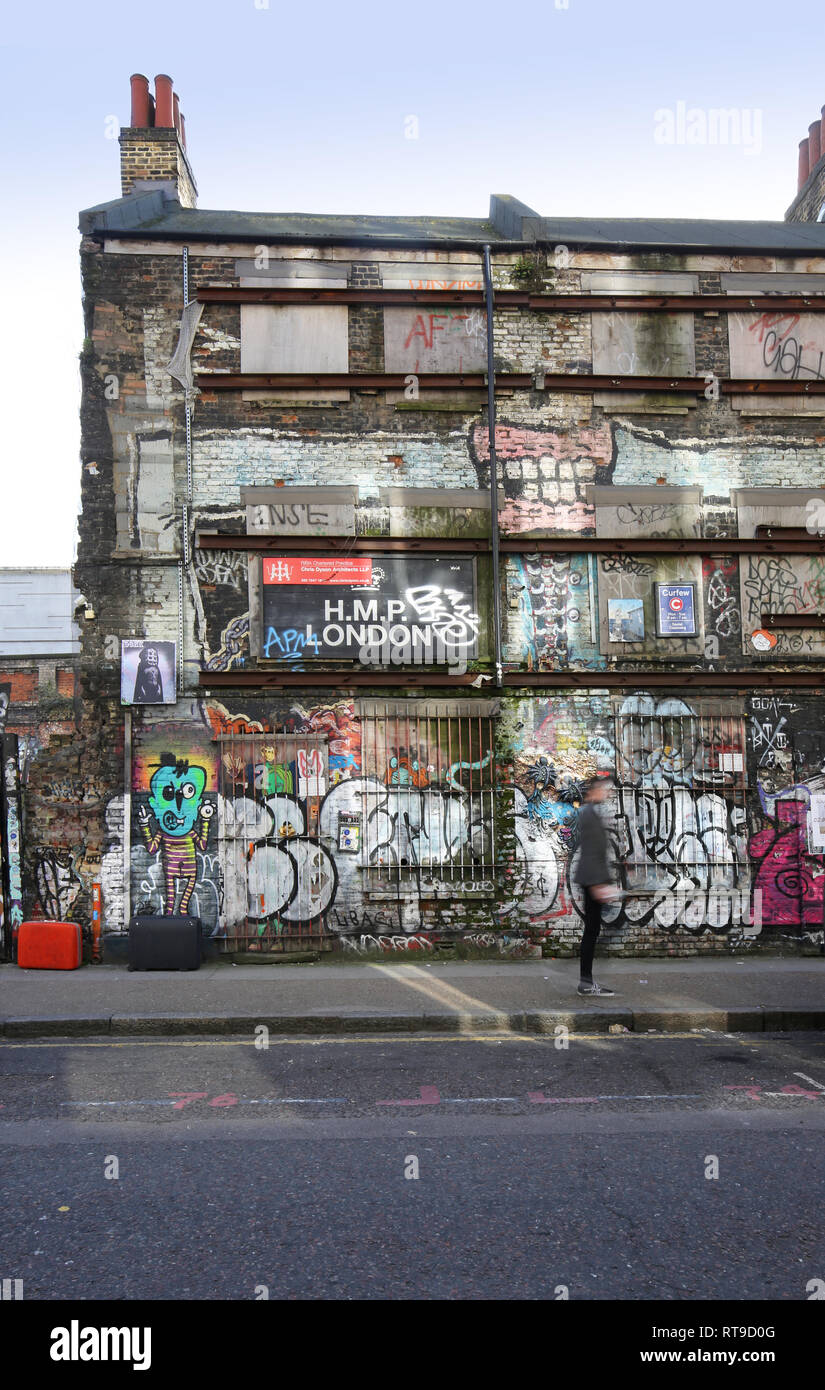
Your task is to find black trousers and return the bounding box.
[579,888,603,982]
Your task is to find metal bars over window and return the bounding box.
[612,699,749,898]
[216,730,331,946]
[357,700,498,893]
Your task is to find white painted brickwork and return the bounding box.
[191,428,478,503]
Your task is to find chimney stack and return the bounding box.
[119,72,197,208]
[798,137,810,192]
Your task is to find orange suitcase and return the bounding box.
[17,921,83,970]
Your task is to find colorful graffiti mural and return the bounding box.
[137,754,215,915]
[115,691,825,948]
[130,720,222,931]
[747,695,825,933]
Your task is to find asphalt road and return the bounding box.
[1,1029,824,1300]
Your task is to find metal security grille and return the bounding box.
[612,699,749,897]
[216,730,331,947]
[358,700,497,890]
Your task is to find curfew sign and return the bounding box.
[656,582,697,637]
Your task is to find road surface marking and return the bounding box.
[0,1032,808,1052]
[368,963,511,1027]
[793,1071,825,1091]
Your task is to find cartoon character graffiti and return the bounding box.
[137,753,215,915]
[386,751,431,787]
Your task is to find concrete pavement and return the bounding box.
[1,955,823,1036]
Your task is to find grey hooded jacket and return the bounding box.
[573,803,611,887]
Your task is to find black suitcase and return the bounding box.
[128,914,202,971]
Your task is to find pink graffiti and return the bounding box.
[750,797,823,926]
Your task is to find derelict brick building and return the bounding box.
[16,73,825,961]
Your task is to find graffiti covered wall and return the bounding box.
[108,688,825,954]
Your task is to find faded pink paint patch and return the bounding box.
[498,498,594,535]
[750,797,823,926]
[472,421,612,465]
[472,421,612,535]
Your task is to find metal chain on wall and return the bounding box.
[179,246,194,690]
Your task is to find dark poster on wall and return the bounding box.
[121,640,177,705]
[0,683,10,735]
[261,555,480,663]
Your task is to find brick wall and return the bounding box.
[785,154,825,221]
[63,234,825,955]
[0,669,38,702]
[119,127,197,207]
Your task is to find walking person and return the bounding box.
[574,775,620,996]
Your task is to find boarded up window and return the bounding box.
[591,311,695,377]
[383,306,487,373]
[728,308,825,415]
[586,271,697,415]
[237,259,349,402]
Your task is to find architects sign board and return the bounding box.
[261,556,479,664]
[656,583,697,637]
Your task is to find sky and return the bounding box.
[1,0,824,568]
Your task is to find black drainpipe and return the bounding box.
[483,244,503,688]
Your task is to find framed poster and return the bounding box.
[656,583,697,637]
[607,597,645,643]
[261,555,479,664]
[121,640,177,705]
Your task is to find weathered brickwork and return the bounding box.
[9,169,815,963]
[119,128,197,208]
[785,153,825,221]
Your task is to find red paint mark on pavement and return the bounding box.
[376,1085,441,1107]
[168,1092,209,1109]
[765,1084,824,1100]
[723,1085,764,1101]
[725,1083,824,1101]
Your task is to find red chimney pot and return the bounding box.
[798,137,810,190]
[808,121,822,169]
[130,73,151,128]
[154,74,175,128]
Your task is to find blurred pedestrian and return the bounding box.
[574,775,620,996]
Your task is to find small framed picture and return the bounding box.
[607,597,645,643]
[121,640,177,705]
[656,583,697,637]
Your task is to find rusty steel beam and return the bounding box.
[195,531,825,556]
[195,533,491,554]
[504,670,825,689]
[199,669,482,690]
[198,371,492,392]
[197,286,825,313]
[198,669,825,691]
[196,370,825,396]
